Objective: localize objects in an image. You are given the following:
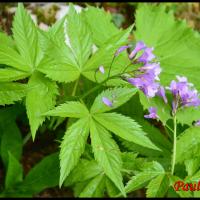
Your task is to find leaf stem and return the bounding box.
[107,56,116,80]
[72,77,79,96]
[81,74,121,100]
[171,115,177,175]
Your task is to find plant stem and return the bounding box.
[72,77,79,96]
[165,124,174,134]
[171,115,177,175]
[23,132,32,145]
[81,74,120,99]
[107,56,115,80]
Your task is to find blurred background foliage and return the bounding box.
[1,3,200,34]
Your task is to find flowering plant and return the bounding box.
[0,3,200,198]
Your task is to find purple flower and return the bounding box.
[138,47,156,63]
[129,41,146,59]
[115,45,130,56]
[144,107,158,119]
[156,86,168,103]
[102,97,113,107]
[99,66,105,74]
[127,66,160,98]
[195,120,200,126]
[166,76,200,113]
[140,63,161,81]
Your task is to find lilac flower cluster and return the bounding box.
[127,41,166,101]
[166,76,200,114]
[101,41,200,126]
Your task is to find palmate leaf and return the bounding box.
[38,13,66,52]
[90,87,137,114]
[105,176,120,197]
[82,25,133,73]
[79,174,106,198]
[5,152,23,189]
[186,168,200,183]
[83,51,130,86]
[37,34,80,83]
[125,161,165,194]
[12,3,39,69]
[0,32,15,48]
[146,174,169,197]
[59,117,90,186]
[44,101,89,118]
[83,6,120,46]
[94,112,159,150]
[90,119,126,197]
[0,82,27,105]
[176,127,200,163]
[0,44,30,72]
[0,68,30,82]
[64,159,103,186]
[176,106,200,126]
[185,157,200,176]
[67,4,93,69]
[26,72,58,140]
[134,4,200,90]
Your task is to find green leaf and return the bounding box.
[67,4,92,69]
[0,68,30,82]
[169,175,192,197]
[83,6,120,46]
[146,174,169,197]
[0,116,23,166]
[60,117,90,186]
[105,177,120,197]
[83,51,130,85]
[90,87,137,114]
[0,82,27,105]
[94,112,159,150]
[176,107,200,126]
[176,127,200,163]
[44,101,89,118]
[187,169,200,183]
[64,159,103,186]
[134,4,200,90]
[90,119,126,197]
[38,14,66,52]
[0,32,15,48]
[5,152,23,189]
[12,3,39,69]
[37,35,80,83]
[83,25,132,73]
[121,152,139,172]
[73,180,91,197]
[79,174,105,197]
[185,157,200,176]
[18,152,59,195]
[125,161,165,193]
[0,44,30,72]
[26,72,58,140]
[139,91,172,125]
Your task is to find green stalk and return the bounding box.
[72,77,79,96]
[171,115,177,175]
[81,74,120,99]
